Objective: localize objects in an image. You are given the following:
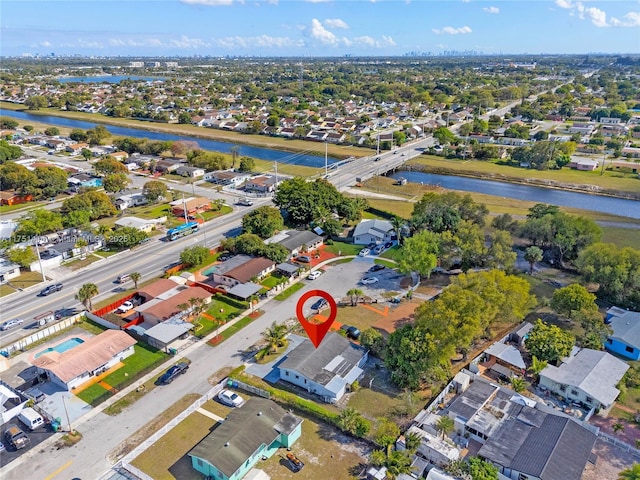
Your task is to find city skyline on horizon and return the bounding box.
[2,0,639,58]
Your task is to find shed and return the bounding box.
[227,282,262,300]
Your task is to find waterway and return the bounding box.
[0,110,339,168]
[389,171,640,220]
[57,76,164,84]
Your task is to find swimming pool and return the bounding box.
[202,266,218,276]
[35,337,85,358]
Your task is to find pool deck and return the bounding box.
[28,333,93,364]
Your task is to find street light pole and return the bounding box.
[62,394,73,433]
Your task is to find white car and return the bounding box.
[116,301,134,313]
[308,271,322,280]
[361,277,379,285]
[0,318,24,330]
[358,248,371,257]
[218,389,245,407]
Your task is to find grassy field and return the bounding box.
[204,296,245,321]
[323,240,363,256]
[274,282,305,301]
[408,155,640,195]
[6,270,48,290]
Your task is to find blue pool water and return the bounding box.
[35,337,84,358]
[202,266,218,276]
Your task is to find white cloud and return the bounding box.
[310,18,337,44]
[555,0,640,27]
[432,25,472,35]
[213,35,303,49]
[352,35,396,48]
[483,6,499,14]
[107,36,209,49]
[324,18,349,29]
[40,41,51,47]
[181,0,236,5]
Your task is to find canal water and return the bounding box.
[0,109,339,168]
[388,171,640,220]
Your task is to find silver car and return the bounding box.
[218,389,245,407]
[1,318,24,331]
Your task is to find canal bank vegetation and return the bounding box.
[405,155,640,199]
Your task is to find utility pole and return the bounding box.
[376,134,380,155]
[274,160,278,192]
[324,142,328,177]
[182,193,188,223]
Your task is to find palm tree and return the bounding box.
[391,216,405,246]
[96,224,112,237]
[347,288,363,307]
[262,322,288,353]
[435,415,454,440]
[524,246,543,274]
[619,463,640,480]
[403,431,422,454]
[528,355,548,383]
[76,283,98,310]
[129,272,141,290]
[337,407,360,435]
[177,302,191,319]
[385,450,414,480]
[74,238,88,258]
[189,297,206,322]
[510,376,527,393]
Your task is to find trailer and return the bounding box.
[285,452,304,473]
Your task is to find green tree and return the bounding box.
[435,415,454,439]
[360,328,385,357]
[107,227,148,249]
[433,126,456,145]
[81,148,92,161]
[524,246,543,274]
[403,431,422,454]
[94,157,128,176]
[397,230,439,278]
[551,283,598,319]
[337,407,361,435]
[375,418,401,449]
[129,272,141,289]
[44,127,60,136]
[33,166,68,198]
[17,209,63,236]
[346,288,363,307]
[238,156,255,172]
[528,356,548,382]
[25,95,48,110]
[62,191,117,220]
[63,210,91,229]
[76,283,98,310]
[619,463,640,480]
[242,206,284,239]
[262,322,288,353]
[391,216,405,245]
[70,129,88,142]
[180,245,210,267]
[510,376,527,393]
[0,162,39,194]
[492,213,516,232]
[103,172,130,193]
[525,319,575,364]
[486,230,516,271]
[468,457,499,480]
[142,180,168,203]
[6,246,35,268]
[86,125,110,146]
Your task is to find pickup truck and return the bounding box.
[5,425,30,450]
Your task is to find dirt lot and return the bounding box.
[581,439,638,480]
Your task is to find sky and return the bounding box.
[1,0,639,57]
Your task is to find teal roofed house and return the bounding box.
[188,397,302,480]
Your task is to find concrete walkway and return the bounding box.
[195,408,223,422]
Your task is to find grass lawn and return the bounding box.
[374,258,397,268]
[0,284,17,297]
[185,250,219,272]
[365,198,415,219]
[199,399,232,419]
[261,413,368,480]
[347,387,406,421]
[129,203,172,219]
[218,314,261,342]
[334,304,383,333]
[63,255,102,271]
[103,345,168,387]
[7,271,47,289]
[324,240,363,256]
[261,274,285,289]
[601,226,640,249]
[380,246,403,262]
[205,295,246,321]
[274,282,305,301]
[0,201,45,215]
[76,383,107,404]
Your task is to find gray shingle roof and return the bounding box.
[276,230,323,252]
[353,219,393,239]
[608,309,640,349]
[188,397,301,478]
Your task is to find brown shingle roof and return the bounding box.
[143,286,211,321]
[223,257,275,284]
[138,279,179,299]
[33,330,137,383]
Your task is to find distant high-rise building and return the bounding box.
[165,62,179,68]
[129,61,144,68]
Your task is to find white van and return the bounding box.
[18,407,44,431]
[117,274,131,284]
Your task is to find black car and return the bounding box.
[296,255,311,263]
[369,264,386,272]
[341,325,361,340]
[39,284,63,296]
[311,298,328,311]
[155,362,189,385]
[384,241,394,249]
[218,252,234,262]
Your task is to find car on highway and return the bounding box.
[1,318,24,331]
[341,325,361,340]
[374,157,381,162]
[237,198,254,206]
[307,270,322,280]
[218,389,245,407]
[311,298,328,311]
[358,248,370,257]
[401,152,407,156]
[369,264,386,272]
[361,277,379,285]
[39,283,63,296]
[155,362,189,385]
[116,301,134,314]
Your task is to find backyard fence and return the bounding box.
[0,313,85,355]
[228,379,271,399]
[598,431,640,460]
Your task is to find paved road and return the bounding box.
[1,254,384,480]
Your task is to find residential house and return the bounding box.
[483,342,526,379]
[137,278,181,303]
[68,173,102,189]
[265,230,324,258]
[136,285,211,325]
[204,170,250,187]
[398,423,460,469]
[114,192,150,210]
[66,142,89,154]
[538,348,629,413]
[189,397,302,480]
[176,165,205,178]
[154,158,183,173]
[0,191,33,206]
[599,117,621,124]
[32,330,137,391]
[244,175,279,194]
[214,256,275,288]
[622,147,640,159]
[353,219,395,245]
[306,130,328,142]
[114,216,165,233]
[143,317,193,352]
[0,259,21,284]
[604,307,640,360]
[170,197,210,217]
[278,333,368,403]
[0,382,27,424]
[568,158,599,171]
[567,123,595,135]
[46,232,103,260]
[45,138,68,151]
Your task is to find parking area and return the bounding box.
[0,419,56,467]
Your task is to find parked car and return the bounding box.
[341,325,361,340]
[23,387,46,404]
[218,252,234,262]
[218,389,245,407]
[311,298,328,311]
[116,301,134,314]
[296,255,311,263]
[237,198,254,206]
[39,283,63,296]
[0,318,24,331]
[361,277,379,285]
[358,248,370,257]
[384,241,394,249]
[369,264,386,272]
[155,362,189,385]
[307,270,322,280]
[4,425,30,450]
[286,452,305,472]
[372,245,385,255]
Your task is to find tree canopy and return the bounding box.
[525,319,575,364]
[242,206,284,239]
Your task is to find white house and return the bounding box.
[0,259,21,284]
[539,348,629,414]
[114,192,150,210]
[353,219,395,245]
[176,166,205,178]
[114,216,166,233]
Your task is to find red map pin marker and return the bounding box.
[296,289,337,348]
